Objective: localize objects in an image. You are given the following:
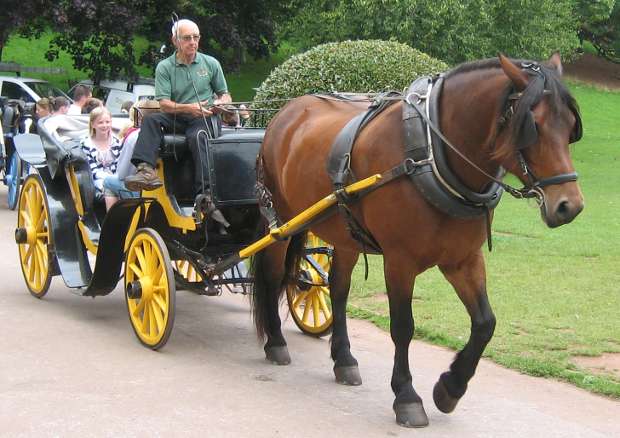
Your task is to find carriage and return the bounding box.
[0,97,31,209]
[13,106,334,350]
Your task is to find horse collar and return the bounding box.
[402,76,504,218]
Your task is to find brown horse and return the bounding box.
[251,54,583,427]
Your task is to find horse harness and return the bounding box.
[322,62,583,253]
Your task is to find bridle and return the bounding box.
[407,62,582,208]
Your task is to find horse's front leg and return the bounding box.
[329,248,362,385]
[435,250,496,413]
[384,259,428,428]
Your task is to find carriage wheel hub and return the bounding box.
[126,280,143,299]
[15,227,28,244]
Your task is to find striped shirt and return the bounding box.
[80,135,122,192]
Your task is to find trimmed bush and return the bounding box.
[252,40,448,120]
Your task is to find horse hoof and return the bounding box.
[433,379,460,413]
[393,402,429,428]
[265,346,291,365]
[334,365,362,385]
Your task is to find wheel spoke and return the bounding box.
[132,297,146,318]
[312,293,320,326]
[22,244,33,265]
[148,304,157,336]
[301,295,312,324]
[141,300,150,332]
[128,262,143,279]
[134,246,146,272]
[153,264,164,286]
[318,288,331,317]
[35,210,46,232]
[20,210,31,227]
[152,293,167,313]
[292,290,310,309]
[28,245,37,284]
[151,301,164,332]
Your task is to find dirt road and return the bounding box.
[0,186,618,437]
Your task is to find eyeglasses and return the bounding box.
[180,34,200,42]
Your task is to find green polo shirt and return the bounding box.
[155,52,228,104]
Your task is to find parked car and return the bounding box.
[0,76,71,104]
[69,78,156,114]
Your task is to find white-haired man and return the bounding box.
[125,18,232,192]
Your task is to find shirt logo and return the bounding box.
[196,69,210,77]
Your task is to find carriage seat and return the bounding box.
[161,134,188,157]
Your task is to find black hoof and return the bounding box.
[433,379,460,413]
[265,345,291,365]
[393,402,429,428]
[334,365,362,385]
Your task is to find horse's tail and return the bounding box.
[251,224,307,341]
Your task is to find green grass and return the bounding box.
[1,32,286,102]
[348,82,620,398]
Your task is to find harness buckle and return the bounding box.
[404,157,432,174]
[405,92,428,105]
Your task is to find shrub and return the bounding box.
[252,40,448,121]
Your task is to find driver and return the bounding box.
[125,18,231,193]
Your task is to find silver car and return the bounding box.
[0,76,70,103]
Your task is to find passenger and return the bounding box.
[120,100,134,114]
[80,107,130,210]
[51,96,71,115]
[124,18,232,194]
[81,97,104,114]
[68,84,93,115]
[35,98,51,119]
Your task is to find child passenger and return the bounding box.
[80,107,136,210]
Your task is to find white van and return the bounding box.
[69,79,156,114]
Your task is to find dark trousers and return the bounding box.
[131,112,219,194]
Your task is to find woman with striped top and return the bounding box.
[80,107,125,210]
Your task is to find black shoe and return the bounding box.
[124,163,163,192]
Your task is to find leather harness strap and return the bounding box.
[324,92,402,254]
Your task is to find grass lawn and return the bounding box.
[347,82,620,398]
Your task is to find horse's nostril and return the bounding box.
[557,200,570,218]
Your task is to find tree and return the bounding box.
[0,1,49,61]
[280,0,579,65]
[46,0,148,83]
[42,0,292,82]
[137,0,294,72]
[576,0,620,63]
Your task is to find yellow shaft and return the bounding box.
[238,174,382,259]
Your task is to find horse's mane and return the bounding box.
[445,58,580,159]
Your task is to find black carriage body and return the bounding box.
[161,127,263,207]
[14,116,265,296]
[209,129,263,207]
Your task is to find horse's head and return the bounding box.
[494,53,584,228]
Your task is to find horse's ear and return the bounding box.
[498,53,529,91]
[548,52,563,76]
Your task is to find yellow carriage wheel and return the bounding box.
[124,228,176,350]
[286,233,333,337]
[17,175,53,298]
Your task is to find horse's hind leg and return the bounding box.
[252,239,291,365]
[329,248,362,385]
[435,251,496,413]
[384,258,429,428]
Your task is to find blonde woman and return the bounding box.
[80,107,123,210]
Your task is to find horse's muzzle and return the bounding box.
[541,192,584,228]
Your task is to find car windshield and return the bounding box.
[28,82,69,99]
